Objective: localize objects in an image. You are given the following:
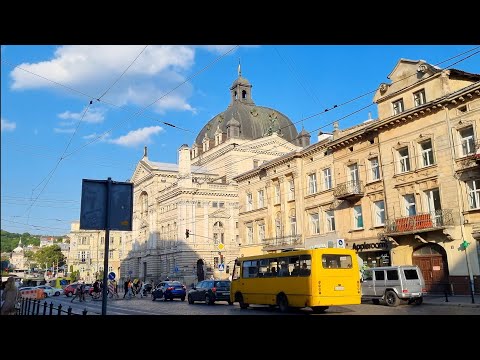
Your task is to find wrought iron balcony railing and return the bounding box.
[333,180,364,200]
[384,209,454,235]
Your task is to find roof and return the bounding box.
[195,101,299,144]
[146,160,214,175]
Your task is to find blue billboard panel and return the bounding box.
[80,179,133,231]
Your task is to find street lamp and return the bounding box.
[461,240,475,304]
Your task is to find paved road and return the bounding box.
[37,295,480,316]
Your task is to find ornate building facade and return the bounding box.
[120,69,306,285]
[234,59,480,295]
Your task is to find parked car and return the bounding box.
[188,280,232,305]
[64,283,94,297]
[151,281,186,301]
[35,285,63,297]
[361,265,426,306]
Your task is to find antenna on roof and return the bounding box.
[238,58,242,77]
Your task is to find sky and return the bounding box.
[1,45,479,237]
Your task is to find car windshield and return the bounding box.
[214,281,230,288]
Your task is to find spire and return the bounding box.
[238,58,241,77]
[143,146,148,158]
[18,238,22,247]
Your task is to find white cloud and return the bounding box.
[108,126,163,147]
[58,107,106,123]
[1,118,16,132]
[9,45,253,117]
[83,132,110,141]
[54,128,75,134]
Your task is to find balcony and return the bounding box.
[262,235,303,252]
[384,209,454,235]
[333,180,364,200]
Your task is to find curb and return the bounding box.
[424,302,480,308]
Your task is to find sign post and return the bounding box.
[80,177,133,315]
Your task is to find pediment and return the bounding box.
[131,160,153,184]
[209,209,230,219]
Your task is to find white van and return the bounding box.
[361,265,426,307]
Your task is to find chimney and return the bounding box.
[178,144,192,187]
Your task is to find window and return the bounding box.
[467,180,480,209]
[197,201,202,208]
[288,179,295,201]
[310,213,320,234]
[246,193,253,211]
[219,202,225,208]
[398,147,411,173]
[257,190,264,208]
[258,223,265,242]
[387,270,399,280]
[212,202,218,208]
[109,250,113,259]
[214,257,219,268]
[100,237,104,245]
[326,210,335,232]
[375,270,385,280]
[420,139,434,167]
[413,89,426,107]
[349,164,359,183]
[392,99,404,115]
[108,266,113,273]
[323,168,332,190]
[353,205,363,229]
[404,194,417,216]
[370,157,380,181]
[253,159,259,168]
[460,127,475,156]
[289,209,297,236]
[246,224,253,244]
[322,254,352,269]
[274,183,281,204]
[275,213,283,238]
[374,200,385,226]
[308,173,317,194]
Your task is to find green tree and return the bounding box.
[96,270,104,280]
[70,270,80,282]
[33,244,66,269]
[24,250,37,269]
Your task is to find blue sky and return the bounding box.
[1,45,479,236]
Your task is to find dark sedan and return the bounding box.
[152,281,186,301]
[187,280,232,305]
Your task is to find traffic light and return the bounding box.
[185,229,190,238]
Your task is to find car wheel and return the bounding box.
[181,296,185,302]
[66,292,72,297]
[414,297,423,305]
[277,294,289,313]
[55,291,60,296]
[205,294,213,305]
[237,293,249,309]
[188,295,194,304]
[385,290,400,307]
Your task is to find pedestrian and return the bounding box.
[138,280,145,298]
[71,282,84,303]
[1,276,20,315]
[123,279,129,299]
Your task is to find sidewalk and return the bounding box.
[423,294,480,308]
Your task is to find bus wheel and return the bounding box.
[312,306,329,314]
[237,293,249,309]
[385,290,400,307]
[277,294,289,313]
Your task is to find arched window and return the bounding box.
[242,90,247,99]
[289,209,297,236]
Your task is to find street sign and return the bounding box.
[108,272,116,280]
[217,243,225,251]
[174,266,179,272]
[218,263,225,271]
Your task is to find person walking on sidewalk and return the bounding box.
[71,282,84,303]
[1,276,20,315]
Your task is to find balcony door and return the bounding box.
[424,188,442,226]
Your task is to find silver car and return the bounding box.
[361,265,426,306]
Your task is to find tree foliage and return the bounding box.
[0,230,40,252]
[33,245,66,268]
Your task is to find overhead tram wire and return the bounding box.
[23,102,94,219]
[187,48,480,177]
[96,45,149,101]
[63,45,240,159]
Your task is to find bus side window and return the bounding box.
[299,255,311,276]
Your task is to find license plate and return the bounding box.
[411,292,420,296]
[334,286,344,291]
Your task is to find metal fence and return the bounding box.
[15,297,88,316]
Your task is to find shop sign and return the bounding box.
[352,240,389,252]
